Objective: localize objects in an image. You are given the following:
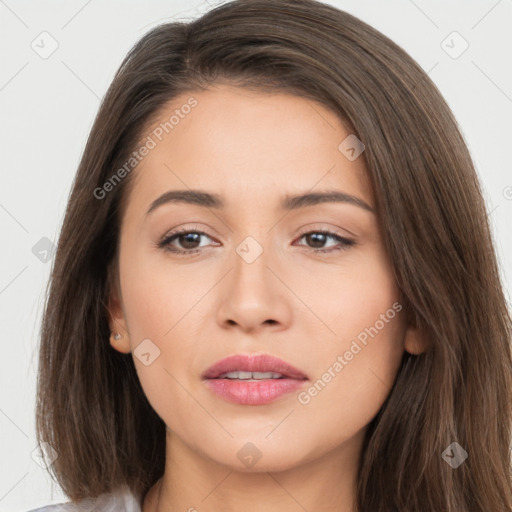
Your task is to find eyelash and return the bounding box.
[156,227,355,256]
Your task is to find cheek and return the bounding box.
[296,248,405,424]
[293,308,405,458]
[119,257,203,424]
[117,248,195,385]
[120,246,206,342]
[295,243,402,346]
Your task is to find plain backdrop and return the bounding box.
[1,0,511,510]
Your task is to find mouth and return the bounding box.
[215,370,288,380]
[202,353,308,405]
[202,353,308,380]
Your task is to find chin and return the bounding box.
[205,441,310,474]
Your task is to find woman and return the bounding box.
[30,0,512,510]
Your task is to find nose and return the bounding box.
[216,245,292,334]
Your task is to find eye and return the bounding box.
[156,228,355,256]
[157,228,217,255]
[293,230,355,253]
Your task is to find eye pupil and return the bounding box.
[179,232,201,249]
[307,233,327,248]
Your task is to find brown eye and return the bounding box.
[158,229,216,255]
[157,228,355,256]
[173,232,202,250]
[295,231,355,253]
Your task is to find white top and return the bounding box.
[27,484,143,511]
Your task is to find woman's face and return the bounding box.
[109,83,419,472]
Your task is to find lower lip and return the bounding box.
[204,378,307,405]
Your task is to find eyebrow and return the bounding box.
[145,189,374,217]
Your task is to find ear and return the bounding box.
[106,264,131,354]
[403,309,429,355]
[404,325,428,355]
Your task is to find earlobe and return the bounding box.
[107,276,131,353]
[109,330,132,354]
[108,304,132,353]
[404,325,428,355]
[401,304,429,355]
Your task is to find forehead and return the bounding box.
[124,84,372,217]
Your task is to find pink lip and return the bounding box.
[202,353,308,405]
[202,353,308,380]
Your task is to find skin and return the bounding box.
[108,83,426,512]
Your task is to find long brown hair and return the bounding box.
[35,0,512,510]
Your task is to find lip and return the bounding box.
[202,353,308,405]
[202,353,308,380]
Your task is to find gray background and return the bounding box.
[1,0,511,510]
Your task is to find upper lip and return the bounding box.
[202,353,308,380]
